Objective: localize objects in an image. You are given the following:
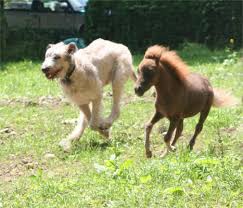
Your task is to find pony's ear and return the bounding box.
[155,58,160,66]
[67,43,77,54]
[46,44,54,50]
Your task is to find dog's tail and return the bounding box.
[130,71,137,82]
[212,88,238,108]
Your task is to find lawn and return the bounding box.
[0,43,242,207]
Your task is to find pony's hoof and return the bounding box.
[146,150,152,158]
[99,122,112,131]
[98,129,110,138]
[170,145,177,152]
[166,143,176,152]
[188,142,194,151]
[59,139,72,152]
[160,149,168,158]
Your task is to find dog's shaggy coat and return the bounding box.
[41,39,136,151]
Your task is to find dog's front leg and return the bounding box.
[59,104,91,152]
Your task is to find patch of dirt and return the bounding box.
[0,96,70,107]
[220,123,243,136]
[0,127,17,145]
[0,155,45,182]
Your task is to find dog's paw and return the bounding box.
[59,139,72,152]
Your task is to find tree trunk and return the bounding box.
[0,0,6,65]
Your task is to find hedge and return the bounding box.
[84,0,242,51]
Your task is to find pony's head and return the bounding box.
[134,58,160,96]
[134,45,167,96]
[135,45,189,96]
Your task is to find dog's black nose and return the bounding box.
[41,67,50,73]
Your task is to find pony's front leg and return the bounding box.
[162,118,178,156]
[59,104,91,152]
[145,111,163,158]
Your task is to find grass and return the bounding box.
[0,43,242,207]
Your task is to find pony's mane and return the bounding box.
[145,45,190,82]
[144,45,169,60]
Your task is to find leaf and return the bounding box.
[164,187,184,196]
[194,158,220,166]
[120,159,133,170]
[104,160,116,170]
[140,175,152,184]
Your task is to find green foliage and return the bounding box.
[84,0,242,51]
[4,29,80,61]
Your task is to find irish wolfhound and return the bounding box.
[41,39,136,151]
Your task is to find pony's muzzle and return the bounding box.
[134,86,144,96]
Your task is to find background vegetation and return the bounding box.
[1,0,242,61]
[85,0,242,50]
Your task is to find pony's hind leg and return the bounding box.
[189,108,210,150]
[171,119,184,147]
[145,111,163,158]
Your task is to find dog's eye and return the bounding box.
[53,55,61,60]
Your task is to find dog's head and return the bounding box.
[41,42,77,80]
[134,58,160,97]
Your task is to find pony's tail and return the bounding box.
[212,88,238,108]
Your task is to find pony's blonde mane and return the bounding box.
[145,45,190,82]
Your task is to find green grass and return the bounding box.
[0,43,242,207]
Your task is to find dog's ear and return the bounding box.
[46,44,54,50]
[67,43,77,54]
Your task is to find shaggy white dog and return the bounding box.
[41,39,136,151]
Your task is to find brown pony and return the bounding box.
[135,45,237,158]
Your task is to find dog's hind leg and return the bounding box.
[89,97,110,138]
[59,104,90,152]
[99,61,130,130]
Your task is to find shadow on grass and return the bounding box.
[57,139,112,160]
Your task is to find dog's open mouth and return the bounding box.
[45,68,62,80]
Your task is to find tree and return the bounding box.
[0,0,7,64]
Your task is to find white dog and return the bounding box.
[41,39,136,151]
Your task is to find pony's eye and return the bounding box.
[143,70,154,78]
[54,55,61,60]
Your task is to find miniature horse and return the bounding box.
[135,45,237,158]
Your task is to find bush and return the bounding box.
[84,0,242,51]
